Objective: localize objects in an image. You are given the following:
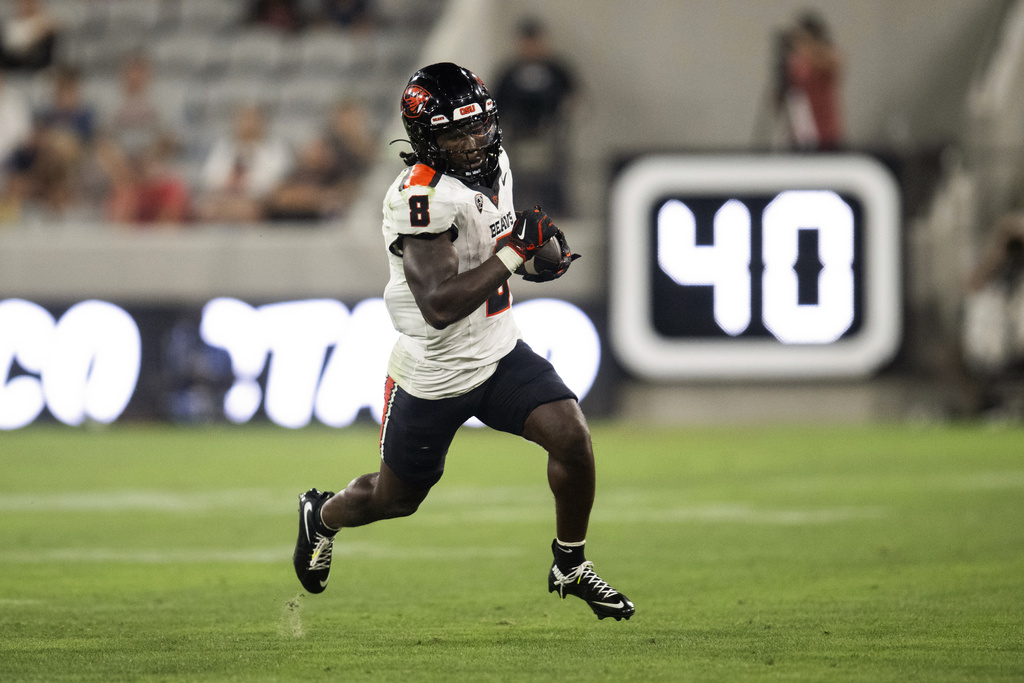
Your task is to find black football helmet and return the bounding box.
[400,62,502,183]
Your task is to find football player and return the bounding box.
[293,62,634,621]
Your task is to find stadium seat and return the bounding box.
[177,0,242,36]
[375,0,439,29]
[150,79,190,124]
[204,76,282,122]
[22,71,53,111]
[64,35,128,77]
[225,30,295,78]
[47,0,108,40]
[296,31,358,78]
[271,111,325,149]
[103,0,171,38]
[151,34,216,79]
[81,77,123,123]
[277,78,346,120]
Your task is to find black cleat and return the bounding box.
[549,560,636,621]
[293,488,336,594]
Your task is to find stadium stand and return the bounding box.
[2,0,1019,424]
[0,0,437,227]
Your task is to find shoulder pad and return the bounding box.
[402,164,443,190]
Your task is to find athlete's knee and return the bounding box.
[347,472,378,494]
[373,466,431,519]
[526,400,591,454]
[380,496,422,519]
[547,414,593,467]
[565,416,593,451]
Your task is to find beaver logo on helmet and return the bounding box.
[402,85,431,118]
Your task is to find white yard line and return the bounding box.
[410,503,887,525]
[0,544,522,564]
[0,487,890,525]
[0,489,287,513]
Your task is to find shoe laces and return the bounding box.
[557,561,618,601]
[309,533,333,571]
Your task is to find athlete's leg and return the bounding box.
[320,462,429,529]
[472,344,634,620]
[319,376,465,530]
[522,398,595,543]
[523,398,635,620]
[294,377,461,594]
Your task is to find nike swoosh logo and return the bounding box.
[320,578,329,587]
[303,501,314,543]
[501,172,508,186]
[556,546,573,553]
[592,600,625,609]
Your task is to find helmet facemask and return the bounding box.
[433,113,501,183]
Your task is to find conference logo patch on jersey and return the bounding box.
[402,85,431,118]
[475,194,484,213]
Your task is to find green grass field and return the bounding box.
[1,422,1022,682]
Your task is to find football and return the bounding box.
[517,237,564,277]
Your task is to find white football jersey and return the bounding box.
[381,150,521,399]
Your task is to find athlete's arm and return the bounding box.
[403,231,513,330]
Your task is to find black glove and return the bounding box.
[508,205,558,260]
[521,229,582,282]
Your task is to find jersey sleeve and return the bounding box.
[386,164,458,249]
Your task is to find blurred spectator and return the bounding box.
[8,125,88,222]
[265,98,375,221]
[0,70,33,167]
[0,143,33,225]
[31,127,85,217]
[35,65,96,145]
[493,17,578,216]
[0,0,59,72]
[105,52,179,162]
[100,137,192,227]
[968,215,1024,294]
[781,11,844,151]
[326,99,374,161]
[0,174,23,224]
[246,0,308,34]
[265,137,343,221]
[198,104,292,223]
[325,100,375,185]
[9,65,100,224]
[1,124,41,224]
[962,213,1024,378]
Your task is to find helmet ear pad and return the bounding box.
[400,63,503,182]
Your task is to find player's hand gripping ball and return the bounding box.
[508,205,557,259]
[509,206,581,282]
[515,228,581,282]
